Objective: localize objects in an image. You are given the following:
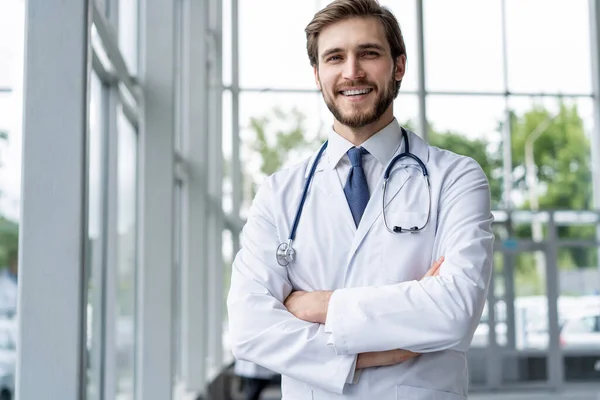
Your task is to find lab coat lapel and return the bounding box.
[311,158,357,233]
[347,166,411,258]
[347,129,430,260]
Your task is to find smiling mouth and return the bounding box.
[339,88,374,97]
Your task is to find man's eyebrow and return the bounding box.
[320,43,387,60]
[356,43,386,52]
[320,47,343,60]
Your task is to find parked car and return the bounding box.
[560,309,600,350]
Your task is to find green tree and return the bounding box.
[245,107,322,196]
[248,107,322,177]
[0,131,19,268]
[401,120,503,208]
[509,101,594,270]
[510,101,591,211]
[429,130,503,207]
[0,218,18,267]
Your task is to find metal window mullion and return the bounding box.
[415,0,428,141]
[92,49,118,85]
[101,2,121,398]
[589,0,600,273]
[485,267,500,389]
[137,0,176,397]
[545,216,563,389]
[92,0,140,106]
[87,77,109,400]
[179,0,209,392]
[17,1,91,399]
[102,83,121,400]
[118,85,140,130]
[500,0,514,211]
[206,0,225,378]
[231,0,241,253]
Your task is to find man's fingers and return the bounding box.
[397,349,421,363]
[421,256,444,279]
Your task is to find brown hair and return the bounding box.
[305,0,407,95]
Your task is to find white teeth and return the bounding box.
[341,89,372,96]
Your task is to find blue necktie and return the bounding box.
[344,147,370,227]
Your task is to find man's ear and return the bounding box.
[395,55,406,82]
[314,66,321,90]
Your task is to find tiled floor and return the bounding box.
[255,385,600,400]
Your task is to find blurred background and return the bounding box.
[1,0,600,399]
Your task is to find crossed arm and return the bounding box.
[227,159,493,394]
[284,257,444,370]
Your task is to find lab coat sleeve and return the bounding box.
[227,179,357,395]
[325,157,494,355]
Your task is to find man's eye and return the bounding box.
[363,51,379,57]
[327,55,342,62]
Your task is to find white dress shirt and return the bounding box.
[326,118,406,200]
[324,118,407,383]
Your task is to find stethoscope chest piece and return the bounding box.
[276,240,296,266]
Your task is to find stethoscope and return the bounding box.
[276,128,431,267]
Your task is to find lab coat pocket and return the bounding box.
[280,379,313,400]
[396,385,466,400]
[381,211,432,282]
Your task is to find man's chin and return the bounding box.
[339,115,378,128]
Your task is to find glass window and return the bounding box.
[379,0,418,93]
[239,1,318,89]
[239,92,325,213]
[426,95,505,207]
[505,0,592,94]
[223,90,234,216]
[0,6,23,400]
[86,72,106,400]
[118,0,139,74]
[0,1,24,89]
[116,105,138,400]
[222,0,232,87]
[508,96,594,212]
[393,94,419,131]
[424,0,504,92]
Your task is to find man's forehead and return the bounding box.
[317,17,388,54]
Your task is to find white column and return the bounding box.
[17,1,90,399]
[206,0,225,379]
[589,0,600,272]
[136,0,175,398]
[180,0,210,393]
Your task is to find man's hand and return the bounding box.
[284,256,444,341]
[356,256,444,369]
[421,256,444,280]
[357,348,420,369]
[284,290,333,324]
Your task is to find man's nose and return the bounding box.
[342,57,366,81]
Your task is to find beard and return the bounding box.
[320,72,397,128]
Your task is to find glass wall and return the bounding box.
[0,1,25,399]
[225,0,600,391]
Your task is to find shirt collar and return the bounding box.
[326,118,404,169]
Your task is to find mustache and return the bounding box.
[334,80,377,92]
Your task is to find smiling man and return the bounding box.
[227,1,494,399]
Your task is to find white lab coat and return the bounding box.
[234,359,277,380]
[227,129,494,399]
